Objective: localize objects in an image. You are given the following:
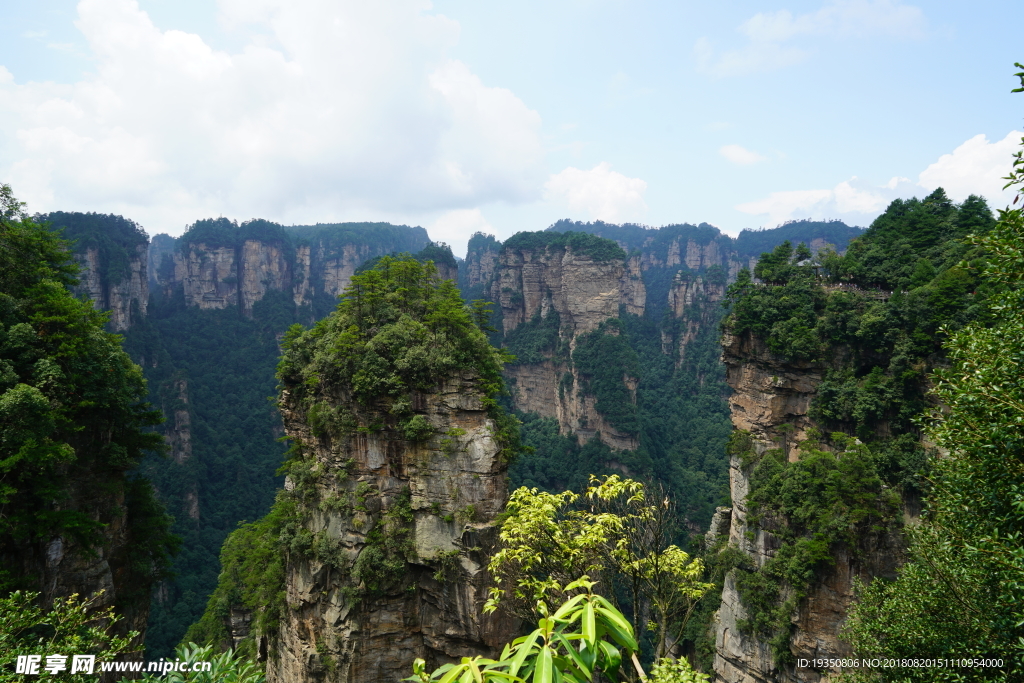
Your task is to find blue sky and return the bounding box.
[1,0,1021,255]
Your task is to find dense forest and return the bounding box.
[4,97,1024,680]
[133,227,464,655]
[714,172,1024,679]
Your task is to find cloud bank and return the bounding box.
[736,130,1024,227]
[544,162,648,223]
[0,0,545,233]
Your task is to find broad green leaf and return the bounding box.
[582,602,596,646]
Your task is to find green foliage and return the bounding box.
[489,476,712,661]
[732,433,901,663]
[45,211,149,288]
[287,222,430,262]
[410,580,643,683]
[510,415,617,493]
[132,642,264,683]
[183,494,294,656]
[733,220,865,259]
[130,293,294,657]
[0,188,173,593]
[504,310,562,365]
[402,414,436,442]
[717,193,997,667]
[352,487,415,596]
[571,321,641,435]
[503,230,626,262]
[414,242,458,275]
[0,590,139,683]
[279,255,509,408]
[507,309,732,536]
[179,217,290,250]
[650,656,710,683]
[842,127,1024,681]
[725,191,993,363]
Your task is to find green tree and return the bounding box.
[487,476,712,662]
[409,581,709,683]
[841,69,1024,681]
[132,642,264,683]
[0,590,138,682]
[843,115,1024,681]
[0,185,174,594]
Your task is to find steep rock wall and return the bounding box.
[240,240,291,314]
[492,244,632,336]
[492,244,640,450]
[73,245,148,331]
[711,333,902,683]
[665,274,725,365]
[464,245,499,290]
[180,243,239,310]
[268,374,516,683]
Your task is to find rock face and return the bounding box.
[73,245,148,331]
[491,242,642,450]
[665,274,726,365]
[462,233,502,294]
[710,333,902,683]
[150,226,434,317]
[268,374,516,683]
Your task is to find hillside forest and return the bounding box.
[1,68,1024,683]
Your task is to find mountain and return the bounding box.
[705,190,996,680]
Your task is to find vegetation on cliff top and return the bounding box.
[719,185,997,665]
[45,211,149,289]
[502,230,627,262]
[0,185,175,595]
[187,255,520,654]
[278,254,510,407]
[842,80,1024,680]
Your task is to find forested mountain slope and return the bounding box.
[708,189,997,681]
[48,205,869,664]
[0,187,174,648]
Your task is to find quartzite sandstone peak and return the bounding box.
[267,373,516,683]
[710,333,902,683]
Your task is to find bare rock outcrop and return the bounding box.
[267,374,517,683]
[711,333,902,683]
[492,242,640,450]
[492,243,633,336]
[73,245,148,331]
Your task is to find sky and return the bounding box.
[1,0,1021,256]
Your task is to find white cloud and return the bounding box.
[736,130,1024,226]
[697,0,926,77]
[720,144,766,165]
[544,162,648,223]
[918,131,1023,205]
[0,0,546,234]
[428,208,496,258]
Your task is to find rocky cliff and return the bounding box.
[461,232,502,299]
[491,234,642,450]
[71,243,148,330]
[46,212,150,331]
[664,273,726,364]
[710,333,904,683]
[268,374,516,683]
[151,219,434,317]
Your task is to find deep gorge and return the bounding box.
[7,193,1019,681]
